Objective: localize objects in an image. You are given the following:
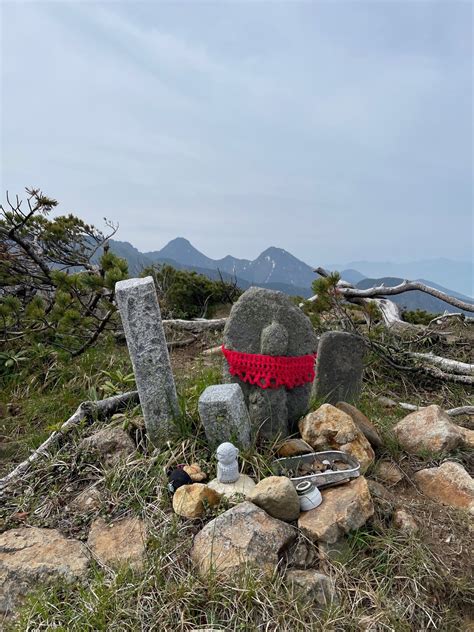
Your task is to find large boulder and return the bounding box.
[79,427,136,466]
[172,483,222,519]
[190,501,296,579]
[393,405,463,455]
[0,527,89,615]
[335,402,383,449]
[299,404,375,473]
[248,476,300,522]
[298,477,374,543]
[87,517,147,570]
[413,461,474,513]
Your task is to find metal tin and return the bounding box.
[272,450,360,489]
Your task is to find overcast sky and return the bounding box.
[1,1,472,266]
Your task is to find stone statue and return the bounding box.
[216,442,240,483]
[223,287,318,441]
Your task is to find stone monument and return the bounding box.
[115,277,179,445]
[314,331,365,404]
[198,383,251,449]
[222,287,318,440]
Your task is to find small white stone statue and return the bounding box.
[216,442,239,484]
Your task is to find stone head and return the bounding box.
[216,442,239,465]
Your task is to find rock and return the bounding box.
[275,438,314,457]
[318,538,352,562]
[314,331,365,404]
[67,485,102,513]
[413,461,474,513]
[223,287,318,440]
[172,483,222,519]
[248,476,300,522]
[298,477,374,543]
[79,427,136,466]
[285,539,319,569]
[286,570,337,606]
[87,517,147,570]
[393,405,463,455]
[182,463,207,482]
[299,404,375,473]
[198,383,251,450]
[459,427,474,449]
[208,474,256,503]
[191,501,296,578]
[115,277,179,445]
[366,479,396,517]
[377,396,398,408]
[335,402,383,449]
[374,460,403,486]
[0,527,89,615]
[393,509,418,535]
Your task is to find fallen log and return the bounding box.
[162,318,227,332]
[0,390,139,494]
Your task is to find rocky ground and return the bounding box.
[0,331,473,631]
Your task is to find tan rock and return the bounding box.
[182,463,207,482]
[87,517,147,570]
[248,476,300,522]
[275,438,313,458]
[191,501,296,579]
[172,483,221,519]
[298,477,374,543]
[67,486,102,513]
[393,405,463,455]
[393,509,418,535]
[0,527,89,615]
[286,570,338,606]
[375,460,403,486]
[207,474,255,503]
[414,461,474,513]
[459,427,474,449]
[79,427,136,466]
[335,402,383,448]
[299,404,375,473]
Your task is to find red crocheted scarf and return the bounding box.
[222,345,316,390]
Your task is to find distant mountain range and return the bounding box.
[106,237,473,315]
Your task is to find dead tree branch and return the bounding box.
[0,390,139,494]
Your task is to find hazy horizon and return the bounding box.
[1,1,472,265]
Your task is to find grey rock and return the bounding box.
[286,570,338,606]
[285,539,319,569]
[314,332,365,404]
[79,427,136,467]
[115,277,179,445]
[223,287,317,440]
[191,501,296,579]
[198,384,251,449]
[248,476,300,522]
[0,527,89,615]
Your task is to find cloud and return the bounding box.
[1,1,472,264]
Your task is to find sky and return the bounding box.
[1,0,472,267]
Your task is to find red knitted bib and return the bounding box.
[222,345,317,390]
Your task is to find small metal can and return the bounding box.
[295,480,322,512]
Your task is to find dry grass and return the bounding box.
[1,332,473,631]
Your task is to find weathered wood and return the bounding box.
[0,391,139,493]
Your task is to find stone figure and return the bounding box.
[222,287,318,440]
[216,442,240,484]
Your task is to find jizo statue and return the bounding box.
[222,287,318,441]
